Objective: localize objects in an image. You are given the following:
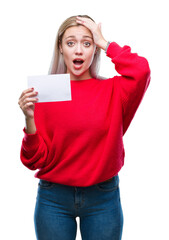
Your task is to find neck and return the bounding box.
[68,71,92,81]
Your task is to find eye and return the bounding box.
[67,41,75,47]
[84,42,91,47]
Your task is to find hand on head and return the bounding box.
[76,16,108,50]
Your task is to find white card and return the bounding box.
[27,74,72,102]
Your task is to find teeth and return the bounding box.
[73,59,84,65]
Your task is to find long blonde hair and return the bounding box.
[48,15,101,78]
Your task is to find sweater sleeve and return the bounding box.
[20,128,48,170]
[106,42,151,134]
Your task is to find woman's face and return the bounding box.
[60,25,96,80]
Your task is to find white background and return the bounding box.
[0,0,169,239]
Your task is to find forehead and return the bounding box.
[63,25,93,39]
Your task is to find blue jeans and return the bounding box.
[34,175,123,240]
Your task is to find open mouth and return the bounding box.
[73,59,84,65]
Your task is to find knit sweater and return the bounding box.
[20,42,151,187]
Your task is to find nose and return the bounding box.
[75,43,83,55]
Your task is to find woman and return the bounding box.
[18,15,150,240]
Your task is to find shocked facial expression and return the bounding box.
[60,25,96,80]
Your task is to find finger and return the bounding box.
[22,91,38,100]
[76,16,94,28]
[23,101,35,109]
[76,18,85,25]
[19,91,38,105]
[76,16,93,23]
[20,102,37,115]
[19,96,38,109]
[19,88,34,99]
[76,16,86,21]
[23,97,38,105]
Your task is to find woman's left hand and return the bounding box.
[76,16,108,51]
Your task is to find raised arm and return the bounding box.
[75,16,151,134]
[106,42,151,134]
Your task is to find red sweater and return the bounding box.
[20,42,151,187]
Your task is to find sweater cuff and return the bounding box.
[106,42,124,59]
[23,128,40,149]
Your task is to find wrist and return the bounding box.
[25,117,37,134]
[97,39,108,51]
[104,41,111,53]
[25,115,34,121]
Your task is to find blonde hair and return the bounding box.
[48,15,101,78]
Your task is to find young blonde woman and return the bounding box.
[18,15,151,240]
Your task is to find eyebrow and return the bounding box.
[65,35,93,40]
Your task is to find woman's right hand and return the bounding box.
[18,88,38,119]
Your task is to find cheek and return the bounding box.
[62,53,71,67]
[62,47,72,63]
[86,51,95,65]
